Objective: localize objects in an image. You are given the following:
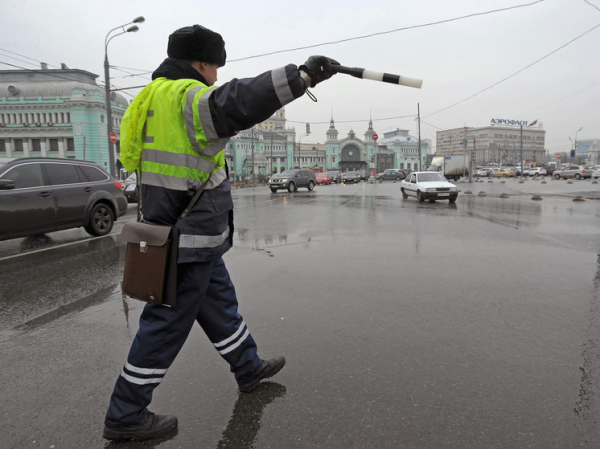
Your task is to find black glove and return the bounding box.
[299,56,340,88]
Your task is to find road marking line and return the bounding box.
[0,232,121,261]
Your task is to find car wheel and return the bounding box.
[575,174,581,180]
[429,199,436,203]
[395,176,400,181]
[449,198,456,203]
[270,188,278,193]
[288,182,296,192]
[307,180,315,191]
[417,191,425,203]
[401,188,408,199]
[85,203,114,237]
[554,174,560,180]
[503,174,507,178]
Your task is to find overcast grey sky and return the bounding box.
[2,0,599,153]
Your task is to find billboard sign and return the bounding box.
[490,119,529,126]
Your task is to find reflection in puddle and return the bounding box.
[217,382,286,448]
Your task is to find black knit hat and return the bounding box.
[167,25,226,67]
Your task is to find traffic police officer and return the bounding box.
[103,24,339,442]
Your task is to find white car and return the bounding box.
[526,167,547,177]
[400,171,458,203]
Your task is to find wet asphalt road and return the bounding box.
[1,177,600,448]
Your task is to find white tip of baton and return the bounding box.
[400,76,423,89]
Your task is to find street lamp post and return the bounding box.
[570,127,583,163]
[298,133,310,168]
[104,16,145,177]
[251,129,256,186]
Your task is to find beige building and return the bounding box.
[436,124,546,165]
[436,127,469,156]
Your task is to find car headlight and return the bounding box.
[426,188,436,192]
[450,187,457,191]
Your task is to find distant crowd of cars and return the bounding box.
[473,164,600,179]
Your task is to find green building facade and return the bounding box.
[0,66,128,174]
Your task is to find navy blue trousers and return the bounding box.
[105,258,262,427]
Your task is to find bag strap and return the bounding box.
[137,167,213,222]
[179,175,212,219]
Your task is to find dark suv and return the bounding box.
[268,169,316,192]
[0,157,128,241]
[377,169,407,181]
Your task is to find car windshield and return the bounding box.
[417,173,445,182]
[346,171,356,175]
[316,173,327,177]
[279,171,296,176]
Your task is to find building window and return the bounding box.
[13,139,23,152]
[49,139,59,152]
[0,139,5,155]
[31,139,41,152]
[66,138,75,152]
[66,113,71,123]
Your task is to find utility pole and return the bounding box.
[462,137,466,179]
[251,129,255,187]
[270,130,273,175]
[417,103,422,171]
[465,135,477,182]
[520,125,523,179]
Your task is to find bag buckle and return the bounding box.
[140,241,147,253]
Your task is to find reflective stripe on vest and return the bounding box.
[140,151,226,192]
[184,86,230,156]
[179,227,230,249]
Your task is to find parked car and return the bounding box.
[356,170,368,181]
[539,165,554,176]
[490,168,515,177]
[400,171,458,203]
[591,168,600,179]
[376,169,406,181]
[122,172,138,202]
[342,171,359,184]
[553,165,592,180]
[327,170,342,183]
[316,172,332,185]
[268,169,316,192]
[475,168,493,177]
[0,157,128,241]
[526,167,546,177]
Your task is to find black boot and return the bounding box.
[103,412,178,442]
[238,355,286,393]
